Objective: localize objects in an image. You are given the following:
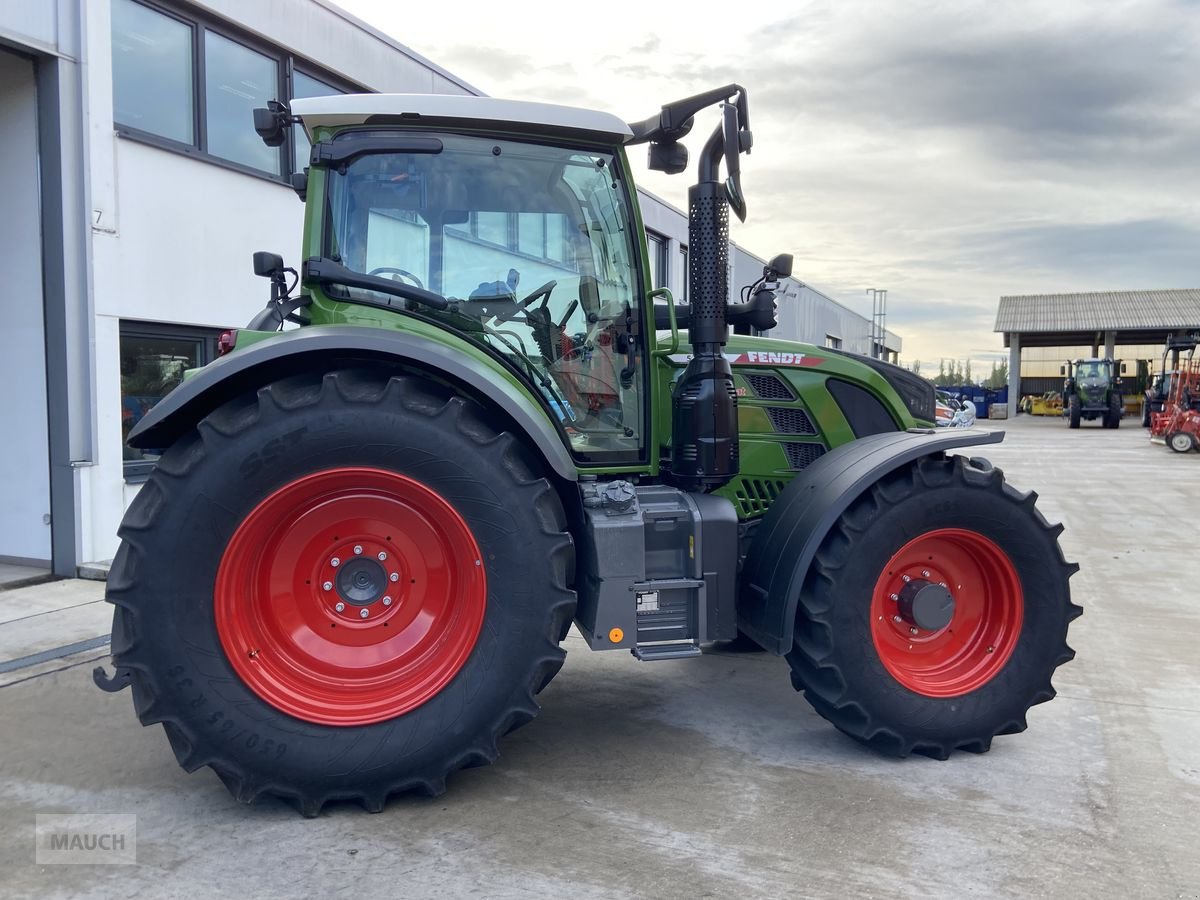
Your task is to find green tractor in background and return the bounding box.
[1062,358,1124,428]
[96,86,1080,815]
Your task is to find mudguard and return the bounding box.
[127,325,578,482]
[738,428,1004,655]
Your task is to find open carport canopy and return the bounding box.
[995,288,1200,348]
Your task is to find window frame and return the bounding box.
[646,230,668,291]
[119,320,221,482]
[824,334,843,350]
[112,0,364,187]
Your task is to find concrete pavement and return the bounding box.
[1,415,1197,899]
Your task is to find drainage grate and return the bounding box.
[766,406,816,435]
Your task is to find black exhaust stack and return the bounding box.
[665,92,751,490]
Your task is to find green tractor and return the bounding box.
[96,87,1080,815]
[1062,358,1124,428]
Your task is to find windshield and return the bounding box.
[1076,361,1105,379]
[324,132,644,458]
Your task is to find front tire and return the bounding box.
[1105,394,1122,429]
[106,370,576,815]
[1068,395,1081,428]
[1168,431,1195,453]
[784,455,1080,758]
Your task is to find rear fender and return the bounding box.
[127,325,578,482]
[738,428,1004,655]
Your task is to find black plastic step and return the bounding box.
[632,642,703,661]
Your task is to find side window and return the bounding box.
[120,324,218,480]
[646,232,668,290]
[292,71,343,172]
[111,0,194,144]
[204,32,281,174]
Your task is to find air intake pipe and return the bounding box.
[670,99,750,490]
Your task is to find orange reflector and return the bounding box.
[608,627,624,643]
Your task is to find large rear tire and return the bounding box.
[784,455,1080,758]
[106,370,576,815]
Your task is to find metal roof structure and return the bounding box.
[995,288,1200,348]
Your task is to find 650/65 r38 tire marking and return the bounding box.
[214,467,487,726]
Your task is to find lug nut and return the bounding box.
[382,596,392,607]
[922,569,931,578]
[893,615,903,624]
[359,608,369,619]
[378,551,387,561]
[901,575,911,583]
[331,557,340,567]
[389,573,399,582]
[909,627,919,635]
[889,593,899,601]
[353,545,363,555]
[322,581,333,592]
[335,602,345,612]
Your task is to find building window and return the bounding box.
[679,244,688,303]
[204,31,281,174]
[647,231,668,290]
[111,0,358,183]
[111,0,195,145]
[825,334,843,349]
[120,323,219,480]
[291,71,340,172]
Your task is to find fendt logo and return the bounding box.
[736,351,823,367]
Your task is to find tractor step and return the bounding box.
[632,641,703,661]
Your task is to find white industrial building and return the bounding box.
[0,0,901,578]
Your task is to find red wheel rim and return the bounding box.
[214,467,486,726]
[870,528,1023,698]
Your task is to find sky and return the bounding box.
[336,0,1200,371]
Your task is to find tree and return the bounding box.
[910,359,922,377]
[937,359,947,383]
[965,359,973,385]
[985,360,1009,389]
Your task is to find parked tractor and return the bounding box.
[95,87,1080,815]
[1061,358,1124,429]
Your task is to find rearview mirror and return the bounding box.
[253,251,284,277]
[1059,365,1065,376]
[648,140,689,175]
[766,253,793,279]
[1121,362,1127,374]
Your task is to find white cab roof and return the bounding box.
[290,94,633,143]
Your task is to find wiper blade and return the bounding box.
[303,257,449,310]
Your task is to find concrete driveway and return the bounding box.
[1,415,1197,899]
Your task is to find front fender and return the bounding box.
[127,325,578,482]
[738,428,1004,655]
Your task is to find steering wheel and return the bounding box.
[368,266,425,289]
[494,280,557,324]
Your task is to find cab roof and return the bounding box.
[290,93,634,145]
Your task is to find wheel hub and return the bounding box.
[214,467,487,726]
[870,528,1023,698]
[896,579,955,631]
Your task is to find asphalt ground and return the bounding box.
[1,414,1197,899]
